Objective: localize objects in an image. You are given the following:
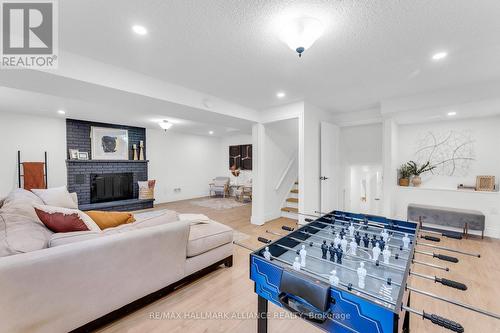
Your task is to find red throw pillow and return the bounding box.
[35,207,90,233]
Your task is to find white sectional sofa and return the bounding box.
[0,189,233,333]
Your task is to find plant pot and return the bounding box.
[399,178,410,186]
[411,176,422,187]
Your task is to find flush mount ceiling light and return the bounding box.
[159,120,173,130]
[57,110,66,115]
[276,91,286,98]
[209,131,214,135]
[279,17,324,57]
[132,25,148,35]
[432,51,448,61]
[447,111,457,116]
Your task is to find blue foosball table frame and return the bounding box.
[250,210,419,333]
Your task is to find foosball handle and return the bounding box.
[305,218,313,222]
[282,226,295,232]
[423,311,464,333]
[421,235,441,242]
[435,277,468,291]
[443,232,463,240]
[257,237,272,244]
[434,253,459,263]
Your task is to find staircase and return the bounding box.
[281,181,298,220]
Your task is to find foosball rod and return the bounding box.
[409,271,467,291]
[325,211,417,234]
[266,230,407,272]
[417,241,481,258]
[407,286,500,320]
[401,306,464,333]
[412,259,449,271]
[414,249,459,263]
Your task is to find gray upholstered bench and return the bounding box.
[407,203,485,238]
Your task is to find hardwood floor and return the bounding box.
[98,198,500,333]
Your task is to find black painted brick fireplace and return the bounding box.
[66,119,153,211]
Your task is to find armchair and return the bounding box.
[209,177,230,198]
[234,179,252,202]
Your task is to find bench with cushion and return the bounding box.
[407,203,485,238]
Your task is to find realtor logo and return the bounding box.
[1,0,58,69]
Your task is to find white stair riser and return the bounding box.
[288,192,298,199]
[281,210,298,220]
[286,201,298,209]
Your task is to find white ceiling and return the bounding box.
[58,0,500,112]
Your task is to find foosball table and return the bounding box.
[243,210,498,333]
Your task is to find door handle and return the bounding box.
[320,176,329,180]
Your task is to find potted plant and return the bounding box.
[407,161,435,187]
[398,164,412,186]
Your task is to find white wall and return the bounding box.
[389,116,500,237]
[219,133,253,185]
[251,119,298,224]
[0,112,67,197]
[147,128,222,203]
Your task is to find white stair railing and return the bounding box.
[275,152,297,191]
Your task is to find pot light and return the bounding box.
[432,51,448,61]
[276,91,286,99]
[209,131,214,135]
[279,17,324,57]
[447,111,457,116]
[57,110,66,115]
[159,120,173,130]
[132,25,148,35]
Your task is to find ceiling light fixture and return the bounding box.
[279,17,324,57]
[447,111,457,116]
[432,51,448,61]
[276,91,286,98]
[57,110,66,115]
[159,120,173,131]
[209,131,214,135]
[132,25,148,35]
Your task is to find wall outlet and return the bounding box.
[174,188,181,192]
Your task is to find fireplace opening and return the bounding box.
[90,173,133,203]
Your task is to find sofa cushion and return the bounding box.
[48,230,102,247]
[187,220,233,257]
[85,211,136,230]
[34,205,101,232]
[31,186,78,209]
[0,188,45,221]
[0,212,53,257]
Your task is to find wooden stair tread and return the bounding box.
[286,198,298,203]
[281,207,298,213]
[290,189,299,193]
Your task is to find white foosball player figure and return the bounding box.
[382,245,391,264]
[263,247,271,260]
[341,235,348,253]
[299,245,307,267]
[348,223,355,237]
[381,228,389,242]
[329,270,340,287]
[402,233,411,250]
[293,257,301,271]
[349,237,358,256]
[357,262,367,289]
[334,234,341,248]
[372,242,381,262]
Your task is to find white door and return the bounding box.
[320,122,340,213]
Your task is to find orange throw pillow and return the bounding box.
[85,211,136,230]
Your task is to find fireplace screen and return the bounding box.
[90,173,133,203]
